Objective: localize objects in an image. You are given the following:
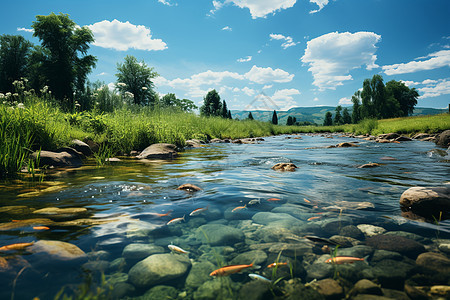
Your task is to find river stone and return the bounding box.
[0,205,34,215]
[252,212,302,226]
[70,139,92,156]
[185,261,215,288]
[111,282,135,299]
[430,285,450,298]
[82,260,110,273]
[33,207,88,220]
[363,259,415,289]
[399,186,450,219]
[32,149,82,167]
[378,133,400,140]
[381,289,410,300]
[272,204,310,220]
[128,253,191,288]
[436,130,450,147]
[335,245,374,258]
[230,250,267,266]
[306,262,333,281]
[438,242,450,254]
[30,240,87,261]
[185,139,206,148]
[415,252,450,274]
[371,250,403,262]
[315,278,344,299]
[196,224,244,246]
[357,224,386,237]
[194,277,237,300]
[122,243,164,260]
[136,143,177,159]
[336,142,358,147]
[340,225,364,240]
[139,285,178,300]
[349,279,382,297]
[177,183,202,192]
[271,163,298,171]
[366,235,425,258]
[268,243,312,257]
[238,280,272,300]
[320,217,353,235]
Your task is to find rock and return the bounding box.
[194,277,237,300]
[252,212,302,227]
[357,224,386,237]
[328,235,360,248]
[122,243,164,261]
[334,245,374,258]
[395,136,412,142]
[381,288,410,300]
[315,278,344,300]
[366,235,425,258]
[336,142,358,147]
[358,163,380,168]
[238,280,273,300]
[378,133,400,140]
[196,224,245,246]
[106,157,121,162]
[404,284,429,300]
[271,163,298,171]
[70,139,92,156]
[185,139,206,148]
[430,285,450,298]
[185,261,215,288]
[371,250,403,262]
[32,207,88,220]
[399,186,450,220]
[30,240,87,261]
[87,250,111,261]
[230,250,267,266]
[0,257,10,271]
[380,156,396,161]
[136,143,177,159]
[0,205,34,215]
[351,295,392,300]
[438,242,450,254]
[415,252,450,274]
[82,260,110,273]
[306,262,333,281]
[284,279,325,300]
[128,253,191,288]
[210,138,226,143]
[111,282,135,299]
[334,201,375,210]
[32,149,82,167]
[413,133,433,140]
[436,130,450,147]
[349,279,382,297]
[268,243,312,257]
[339,225,364,240]
[176,183,202,192]
[320,217,353,235]
[363,259,415,289]
[139,285,178,300]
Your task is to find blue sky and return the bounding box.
[1,0,449,110]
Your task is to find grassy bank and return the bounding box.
[1,97,449,178]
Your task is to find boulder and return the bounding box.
[176,183,202,192]
[185,261,216,288]
[122,243,164,261]
[128,253,191,288]
[32,149,82,167]
[70,139,92,156]
[349,279,382,297]
[415,252,450,274]
[196,224,244,246]
[366,235,425,258]
[336,142,358,147]
[136,143,177,159]
[230,250,267,266]
[436,130,450,147]
[32,207,88,220]
[30,240,87,261]
[271,163,298,171]
[399,185,450,219]
[185,139,206,148]
[395,136,412,142]
[315,278,344,299]
[378,133,400,140]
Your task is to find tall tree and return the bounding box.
[286,116,293,125]
[116,55,158,105]
[32,13,97,106]
[361,78,374,119]
[292,117,297,125]
[161,93,177,107]
[221,100,228,118]
[200,89,222,117]
[272,110,278,125]
[351,90,362,124]
[385,80,418,117]
[371,74,386,118]
[227,110,232,119]
[333,105,343,125]
[0,35,32,93]
[323,111,333,126]
[248,112,254,120]
[342,107,352,124]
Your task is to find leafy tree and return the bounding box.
[227,110,232,119]
[361,78,374,119]
[248,112,254,120]
[32,13,97,106]
[342,107,352,124]
[371,74,386,118]
[161,93,177,107]
[271,110,278,125]
[178,98,197,112]
[159,93,197,112]
[27,45,49,94]
[116,55,158,105]
[286,116,293,125]
[200,89,222,117]
[292,116,297,125]
[323,111,333,126]
[221,100,229,118]
[385,80,418,117]
[0,35,33,93]
[333,105,343,125]
[351,90,362,124]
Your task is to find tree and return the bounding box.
[292,117,297,125]
[248,112,254,120]
[178,98,197,112]
[200,89,222,117]
[361,78,374,119]
[272,110,278,125]
[32,13,97,106]
[371,74,386,118]
[161,93,177,107]
[333,105,343,125]
[286,116,293,125]
[227,110,232,119]
[0,35,33,93]
[342,108,352,124]
[385,80,418,117]
[323,111,333,126]
[221,100,229,118]
[351,91,362,124]
[116,55,158,105]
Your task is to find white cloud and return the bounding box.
[87,19,167,51]
[242,87,256,96]
[270,88,300,110]
[263,85,273,89]
[17,27,33,33]
[301,31,381,91]
[158,0,175,5]
[222,26,232,31]
[97,72,108,76]
[107,82,116,91]
[400,80,420,87]
[270,33,298,49]
[309,0,329,14]
[418,78,450,98]
[338,97,352,105]
[244,65,294,84]
[382,50,450,75]
[237,56,252,62]
[211,0,297,19]
[313,97,319,101]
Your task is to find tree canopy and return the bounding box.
[0,35,32,93]
[200,89,222,117]
[323,111,333,126]
[271,110,278,125]
[159,93,197,112]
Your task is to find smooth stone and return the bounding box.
[320,217,353,235]
[306,262,333,281]
[283,279,325,300]
[126,220,164,239]
[230,250,267,266]
[383,231,429,244]
[122,243,164,260]
[32,149,82,167]
[430,285,450,298]
[395,136,412,142]
[357,224,386,237]
[415,252,450,274]
[185,261,215,289]
[252,212,302,226]
[362,259,415,289]
[358,163,381,168]
[438,242,450,254]
[139,285,178,300]
[336,142,358,147]
[32,207,88,220]
[371,250,403,262]
[196,224,245,246]
[351,295,392,300]
[381,288,410,300]
[349,279,382,296]
[185,139,206,148]
[378,133,400,140]
[111,282,135,299]
[238,280,273,300]
[177,183,202,191]
[268,243,312,257]
[82,260,110,273]
[315,278,344,299]
[87,250,111,261]
[328,235,360,247]
[334,245,374,258]
[30,240,87,261]
[366,235,425,258]
[404,284,429,300]
[128,253,191,288]
[339,225,364,240]
[272,205,310,220]
[271,163,298,171]
[436,129,450,147]
[193,277,237,300]
[136,143,177,159]
[399,186,450,219]
[70,139,92,156]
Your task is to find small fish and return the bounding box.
[33,226,50,230]
[304,235,339,246]
[267,198,281,202]
[304,198,311,203]
[248,199,260,205]
[307,216,321,221]
[0,242,34,251]
[267,262,288,268]
[232,204,247,212]
[249,274,271,282]
[325,256,368,264]
[210,263,254,276]
[167,215,185,225]
[168,244,189,254]
[189,206,208,216]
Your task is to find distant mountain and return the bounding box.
[230,107,447,125]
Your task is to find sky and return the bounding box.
[1,0,449,111]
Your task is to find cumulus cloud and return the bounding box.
[270,33,298,49]
[241,87,257,96]
[309,0,329,14]
[301,31,381,91]
[87,19,167,51]
[338,97,352,105]
[270,88,300,110]
[244,65,294,84]
[418,78,450,98]
[17,27,34,33]
[158,0,175,5]
[382,50,450,75]
[211,0,297,19]
[222,26,232,31]
[237,56,252,62]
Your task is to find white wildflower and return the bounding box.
[13,93,19,97]
[124,91,134,98]
[17,103,25,109]
[117,82,126,87]
[142,87,148,91]
[6,92,12,98]
[0,93,4,98]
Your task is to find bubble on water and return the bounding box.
[91,195,95,198]
[109,200,113,203]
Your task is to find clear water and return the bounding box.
[0,134,449,299]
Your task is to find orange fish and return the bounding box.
[0,242,34,251]
[11,220,21,222]
[307,216,321,221]
[153,210,173,217]
[325,256,367,264]
[167,215,185,225]
[210,263,254,276]
[267,262,288,268]
[33,226,50,230]
[189,206,208,216]
[232,204,246,212]
[267,198,281,202]
[304,198,311,203]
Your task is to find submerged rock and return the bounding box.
[399,185,450,220]
[358,163,380,168]
[122,243,164,261]
[271,163,298,171]
[230,250,267,266]
[32,149,83,167]
[185,261,215,289]
[32,207,88,220]
[349,279,382,297]
[177,183,202,192]
[314,278,344,299]
[336,142,358,147]
[30,240,87,261]
[357,224,386,237]
[196,224,245,246]
[138,285,178,300]
[366,235,425,258]
[136,143,177,159]
[436,130,450,147]
[415,252,450,274]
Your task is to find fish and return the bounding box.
[232,204,247,212]
[304,198,311,203]
[307,216,321,221]
[267,198,281,202]
[248,199,260,205]
[167,215,185,225]
[210,263,254,276]
[267,262,288,268]
[249,274,271,282]
[33,226,50,230]
[304,235,339,246]
[325,256,368,264]
[168,244,189,254]
[189,206,208,216]
[0,242,34,251]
